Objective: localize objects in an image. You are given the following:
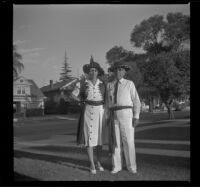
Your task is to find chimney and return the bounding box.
[50,80,53,88]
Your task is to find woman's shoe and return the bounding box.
[96,165,104,171]
[90,169,97,174]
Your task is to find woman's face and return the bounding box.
[89,68,98,79]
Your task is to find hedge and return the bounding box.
[26,108,44,117]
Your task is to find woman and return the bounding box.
[71,57,106,174]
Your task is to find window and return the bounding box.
[17,87,26,95]
[22,87,25,94]
[17,87,21,94]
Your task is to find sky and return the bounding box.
[13,4,190,88]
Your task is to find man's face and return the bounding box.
[89,68,98,79]
[115,67,126,80]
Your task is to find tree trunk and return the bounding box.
[166,104,175,119]
[148,97,153,112]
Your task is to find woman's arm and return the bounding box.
[70,93,80,102]
[71,82,81,102]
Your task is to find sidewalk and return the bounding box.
[14,114,78,123]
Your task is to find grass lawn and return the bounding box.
[140,111,190,122]
[136,142,190,151]
[135,126,190,141]
[14,111,191,181]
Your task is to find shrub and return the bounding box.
[173,101,189,111]
[68,101,81,113]
[44,100,58,114]
[26,108,44,117]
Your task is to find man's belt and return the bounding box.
[84,100,104,106]
[109,105,133,111]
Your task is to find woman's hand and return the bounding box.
[71,94,80,102]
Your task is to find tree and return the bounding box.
[130,53,160,112]
[138,85,160,112]
[13,44,24,79]
[143,51,190,119]
[173,50,190,97]
[130,12,190,118]
[106,46,129,66]
[164,12,190,52]
[59,50,72,81]
[130,15,165,53]
[130,12,190,54]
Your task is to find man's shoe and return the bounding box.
[111,168,122,174]
[128,169,137,174]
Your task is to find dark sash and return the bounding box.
[76,103,85,146]
[108,105,133,153]
[85,100,104,106]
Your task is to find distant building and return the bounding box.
[40,78,79,114]
[40,78,78,103]
[13,76,46,117]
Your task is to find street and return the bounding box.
[14,111,190,181]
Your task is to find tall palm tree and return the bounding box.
[13,44,24,79]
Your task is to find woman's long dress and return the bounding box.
[72,79,105,147]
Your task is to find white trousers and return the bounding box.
[112,110,136,171]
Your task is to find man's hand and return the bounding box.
[132,118,139,127]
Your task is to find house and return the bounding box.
[40,78,79,114]
[13,76,46,117]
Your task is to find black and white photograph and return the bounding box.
[13,4,190,181]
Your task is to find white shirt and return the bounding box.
[107,78,141,119]
[72,79,103,101]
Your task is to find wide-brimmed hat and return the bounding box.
[108,60,131,72]
[83,56,104,76]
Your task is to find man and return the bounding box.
[106,61,141,174]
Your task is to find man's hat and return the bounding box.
[83,56,104,76]
[108,60,131,72]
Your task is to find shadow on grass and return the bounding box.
[14,172,39,181]
[14,148,112,172]
[14,143,189,170]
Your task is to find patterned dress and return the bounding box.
[72,79,105,147]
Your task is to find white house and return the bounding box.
[13,76,46,116]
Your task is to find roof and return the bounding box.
[27,79,46,98]
[40,78,78,93]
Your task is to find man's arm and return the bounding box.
[130,81,141,127]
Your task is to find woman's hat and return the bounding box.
[83,56,104,76]
[108,60,131,72]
